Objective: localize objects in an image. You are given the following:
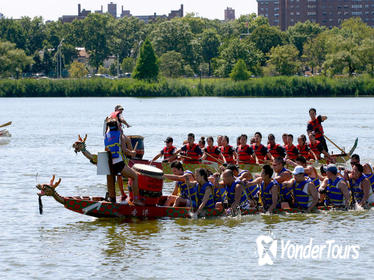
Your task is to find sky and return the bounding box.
[1,0,258,21]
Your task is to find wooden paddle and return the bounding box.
[324,134,346,154]
[0,121,12,128]
[204,151,225,164]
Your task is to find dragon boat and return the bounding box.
[36,175,374,219]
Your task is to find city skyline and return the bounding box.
[1,0,258,21]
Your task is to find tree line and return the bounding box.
[1,13,374,80]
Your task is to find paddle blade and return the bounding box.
[348,138,358,156]
[0,121,12,128]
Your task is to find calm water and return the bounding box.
[0,97,373,279]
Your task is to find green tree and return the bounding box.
[42,48,54,76]
[249,25,286,55]
[215,38,263,77]
[357,39,374,77]
[201,29,220,76]
[133,39,159,81]
[97,65,110,75]
[230,59,250,81]
[267,44,301,76]
[287,21,324,55]
[159,51,184,77]
[302,33,328,74]
[31,51,43,73]
[82,13,114,71]
[69,61,88,78]
[121,57,135,73]
[0,41,33,78]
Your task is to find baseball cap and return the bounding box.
[164,137,173,143]
[292,166,305,175]
[326,164,338,174]
[115,105,124,111]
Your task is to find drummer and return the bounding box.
[104,118,142,205]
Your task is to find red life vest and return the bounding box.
[268,143,282,158]
[220,145,235,164]
[285,144,298,160]
[163,146,176,161]
[237,144,255,164]
[309,140,321,159]
[252,144,266,163]
[182,143,201,164]
[308,118,324,138]
[205,146,221,163]
[110,111,120,120]
[297,144,310,159]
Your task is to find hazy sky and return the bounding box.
[1,0,258,21]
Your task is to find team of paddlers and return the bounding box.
[101,105,374,213]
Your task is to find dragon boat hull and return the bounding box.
[59,195,374,219]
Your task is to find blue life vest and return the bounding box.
[350,175,366,203]
[326,177,345,206]
[366,173,374,192]
[308,176,320,190]
[177,170,195,199]
[213,187,227,204]
[238,170,247,177]
[195,182,215,209]
[226,180,247,206]
[104,130,125,162]
[244,179,259,199]
[260,181,278,210]
[278,168,293,202]
[293,180,312,209]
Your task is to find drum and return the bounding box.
[129,164,163,205]
[128,135,144,159]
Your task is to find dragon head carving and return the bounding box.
[36,175,61,197]
[72,134,87,153]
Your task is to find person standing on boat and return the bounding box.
[104,119,143,205]
[245,165,280,213]
[350,163,373,207]
[220,136,237,164]
[307,108,328,152]
[319,165,350,209]
[110,105,131,129]
[267,134,286,160]
[236,134,257,164]
[163,161,196,207]
[176,133,203,164]
[202,136,226,164]
[285,134,299,161]
[151,137,177,163]
[283,166,319,212]
[253,132,273,164]
[272,157,293,206]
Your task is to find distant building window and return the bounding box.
[307,12,316,16]
[352,5,362,8]
[352,11,362,15]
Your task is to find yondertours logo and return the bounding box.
[256,235,360,266]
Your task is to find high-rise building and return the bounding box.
[224,7,236,21]
[257,0,374,30]
[108,2,117,18]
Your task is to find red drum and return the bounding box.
[129,164,163,205]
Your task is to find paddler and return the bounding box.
[308,132,331,161]
[163,161,196,207]
[221,169,248,211]
[297,134,315,160]
[220,136,237,164]
[318,164,350,209]
[217,135,223,147]
[244,165,280,212]
[267,134,285,159]
[285,134,299,161]
[202,136,226,164]
[151,137,177,163]
[236,134,257,164]
[104,119,142,205]
[186,168,215,216]
[350,163,373,207]
[282,166,319,212]
[272,157,293,207]
[176,133,203,164]
[282,133,288,148]
[198,137,206,150]
[226,163,253,181]
[252,132,273,163]
[307,108,328,152]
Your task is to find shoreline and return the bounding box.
[1,76,373,98]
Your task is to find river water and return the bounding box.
[0,97,373,279]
